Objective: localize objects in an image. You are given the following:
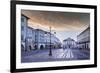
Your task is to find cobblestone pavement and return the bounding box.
[21,48,90,63]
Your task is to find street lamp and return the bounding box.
[48,26,56,56]
[49,26,52,56]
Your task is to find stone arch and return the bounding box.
[21,44,24,51]
[34,45,38,50]
[29,45,32,50]
[40,45,44,50]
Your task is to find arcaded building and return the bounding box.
[34,29,61,50]
[21,14,29,51]
[77,27,90,50]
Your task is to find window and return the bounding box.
[21,35,24,41]
[21,17,24,22]
[21,26,24,30]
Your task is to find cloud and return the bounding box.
[22,10,90,32]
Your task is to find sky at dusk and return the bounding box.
[21,10,90,42]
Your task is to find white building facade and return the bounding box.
[34,29,46,50]
[34,29,61,50]
[26,26,35,50]
[21,14,29,51]
[63,38,76,49]
[21,14,61,51]
[77,27,90,50]
[44,32,61,49]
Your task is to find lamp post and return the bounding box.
[49,26,52,56]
